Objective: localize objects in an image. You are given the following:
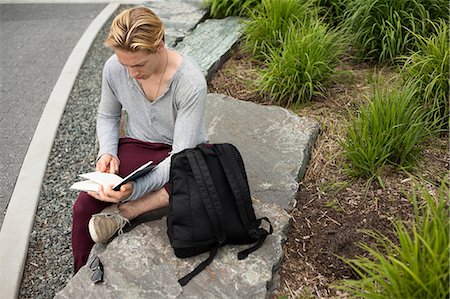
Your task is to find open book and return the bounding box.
[70,160,155,192]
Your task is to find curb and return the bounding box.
[0,3,119,298]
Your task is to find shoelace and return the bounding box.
[96,211,130,235]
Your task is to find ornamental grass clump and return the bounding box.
[342,0,446,64]
[258,20,345,106]
[342,81,433,181]
[243,0,318,60]
[202,0,262,18]
[316,0,348,26]
[402,20,449,132]
[335,178,449,299]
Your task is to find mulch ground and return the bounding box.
[208,46,449,298]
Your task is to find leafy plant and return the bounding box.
[202,0,262,18]
[342,81,433,182]
[334,178,450,299]
[342,0,442,63]
[316,0,348,26]
[402,20,450,132]
[426,0,450,20]
[258,20,345,106]
[243,0,319,60]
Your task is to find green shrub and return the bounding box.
[402,20,450,132]
[316,0,348,26]
[202,0,262,18]
[243,0,318,60]
[258,20,345,106]
[342,81,432,181]
[426,0,450,20]
[335,178,450,299]
[342,0,441,63]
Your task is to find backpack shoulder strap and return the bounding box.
[178,245,219,286]
[212,144,254,231]
[177,150,226,286]
[186,150,226,244]
[237,217,273,259]
[211,144,274,258]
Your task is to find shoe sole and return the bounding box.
[88,218,101,243]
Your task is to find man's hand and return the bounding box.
[88,183,133,203]
[96,154,119,174]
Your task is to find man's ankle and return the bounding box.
[118,202,135,220]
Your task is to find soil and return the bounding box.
[208,46,449,298]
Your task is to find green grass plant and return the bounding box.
[342,81,433,182]
[202,0,262,18]
[334,178,450,299]
[342,0,441,64]
[426,0,450,20]
[258,20,345,106]
[316,0,348,26]
[402,20,450,132]
[243,0,319,60]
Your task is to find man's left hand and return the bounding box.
[88,183,133,203]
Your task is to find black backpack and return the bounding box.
[167,143,273,286]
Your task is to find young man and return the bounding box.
[71,6,208,271]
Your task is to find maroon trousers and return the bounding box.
[71,138,171,272]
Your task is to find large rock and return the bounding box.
[175,17,243,80]
[55,199,290,298]
[206,94,320,210]
[145,0,207,47]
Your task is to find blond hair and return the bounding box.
[104,7,164,53]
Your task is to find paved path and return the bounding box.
[0,3,106,228]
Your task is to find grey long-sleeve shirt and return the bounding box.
[97,52,208,200]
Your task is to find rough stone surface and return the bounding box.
[205,94,320,209]
[175,17,243,80]
[145,0,207,47]
[55,199,290,298]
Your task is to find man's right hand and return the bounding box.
[96,154,119,174]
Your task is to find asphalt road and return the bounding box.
[0,3,106,228]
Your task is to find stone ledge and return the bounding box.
[205,94,320,210]
[56,199,290,298]
[175,17,243,80]
[144,0,207,47]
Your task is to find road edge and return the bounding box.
[0,3,119,297]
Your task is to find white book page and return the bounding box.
[80,172,123,186]
[70,161,154,193]
[70,180,101,192]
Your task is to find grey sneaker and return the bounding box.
[88,204,130,244]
